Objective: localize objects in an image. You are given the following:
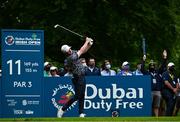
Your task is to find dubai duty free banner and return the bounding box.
[43,76,151,117]
[1,29,44,118]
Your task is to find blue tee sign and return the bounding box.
[1,30,44,117]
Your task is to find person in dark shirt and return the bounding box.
[141,50,167,116]
[85,58,100,76]
[173,78,180,116]
[161,62,179,116]
[57,37,93,118]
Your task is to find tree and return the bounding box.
[0,0,180,74]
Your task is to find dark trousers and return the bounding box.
[62,75,86,114]
[162,90,176,116]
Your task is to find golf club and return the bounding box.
[142,37,146,55]
[54,24,84,38]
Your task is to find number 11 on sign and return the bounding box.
[7,60,21,75]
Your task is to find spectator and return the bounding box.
[133,62,143,76]
[0,69,2,77]
[173,78,180,116]
[79,58,87,67]
[44,62,51,77]
[161,62,179,116]
[50,66,60,77]
[85,58,101,76]
[64,71,73,77]
[141,50,167,117]
[59,59,70,76]
[101,60,116,76]
[117,61,132,76]
[64,62,73,77]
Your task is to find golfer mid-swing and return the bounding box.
[57,37,93,118]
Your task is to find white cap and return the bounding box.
[44,62,49,67]
[168,62,175,67]
[50,66,57,71]
[122,61,129,67]
[0,69,2,72]
[61,45,71,53]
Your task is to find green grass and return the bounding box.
[0,117,180,122]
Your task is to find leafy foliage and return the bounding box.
[0,0,180,74]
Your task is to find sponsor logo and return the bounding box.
[13,109,23,115]
[7,99,17,106]
[84,84,144,111]
[25,110,34,115]
[5,36,14,45]
[22,100,28,106]
[32,33,37,40]
[13,109,34,115]
[22,99,39,106]
[111,110,119,117]
[51,84,77,111]
[5,33,41,46]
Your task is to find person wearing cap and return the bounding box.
[44,62,51,77]
[101,60,116,76]
[50,66,60,77]
[85,58,101,76]
[57,37,93,118]
[161,62,179,116]
[141,50,168,116]
[117,61,132,76]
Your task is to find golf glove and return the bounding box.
[86,37,93,45]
